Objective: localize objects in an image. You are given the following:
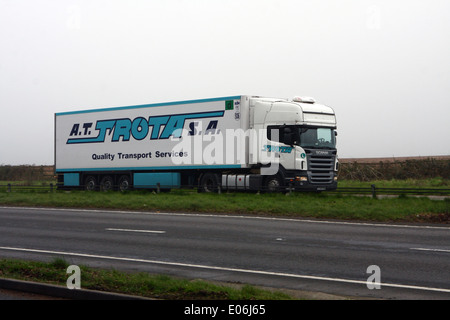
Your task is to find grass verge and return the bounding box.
[0,189,448,222]
[0,258,294,300]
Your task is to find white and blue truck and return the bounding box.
[55,95,338,192]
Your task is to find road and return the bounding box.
[0,288,61,300]
[0,206,449,299]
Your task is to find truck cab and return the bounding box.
[250,96,338,192]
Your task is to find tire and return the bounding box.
[100,175,114,192]
[118,175,131,192]
[85,176,97,191]
[199,173,219,193]
[264,175,283,193]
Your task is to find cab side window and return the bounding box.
[267,125,297,145]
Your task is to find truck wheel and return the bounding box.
[199,173,219,193]
[85,176,97,191]
[100,176,114,192]
[265,175,282,193]
[118,175,131,192]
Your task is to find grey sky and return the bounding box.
[1,0,449,165]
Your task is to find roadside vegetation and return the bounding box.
[0,258,294,300]
[0,187,448,223]
[337,177,449,189]
[0,160,449,223]
[338,157,450,181]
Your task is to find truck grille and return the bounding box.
[308,155,335,184]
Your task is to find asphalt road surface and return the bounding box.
[0,288,64,300]
[0,206,449,299]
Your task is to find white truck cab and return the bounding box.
[249,96,338,191]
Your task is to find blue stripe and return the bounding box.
[55,164,242,173]
[134,172,181,188]
[56,96,242,116]
[63,173,80,186]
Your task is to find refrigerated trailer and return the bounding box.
[55,95,338,192]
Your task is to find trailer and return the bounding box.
[55,95,338,192]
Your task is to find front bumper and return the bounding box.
[283,173,338,191]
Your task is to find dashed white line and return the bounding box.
[410,247,450,253]
[2,206,449,230]
[106,228,165,234]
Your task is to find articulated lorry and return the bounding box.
[55,95,338,192]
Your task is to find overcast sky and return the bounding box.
[1,0,449,165]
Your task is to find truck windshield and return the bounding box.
[298,127,336,149]
[266,125,336,149]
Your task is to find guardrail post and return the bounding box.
[371,184,377,198]
[7,183,11,193]
[50,183,53,192]
[156,183,160,194]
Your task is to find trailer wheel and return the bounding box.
[199,173,219,193]
[118,175,131,192]
[85,176,97,191]
[264,175,283,193]
[100,176,114,192]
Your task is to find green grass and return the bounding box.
[0,180,56,186]
[0,188,448,222]
[0,258,293,300]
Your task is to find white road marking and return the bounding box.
[1,246,450,294]
[106,228,165,234]
[410,247,450,253]
[1,206,449,230]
